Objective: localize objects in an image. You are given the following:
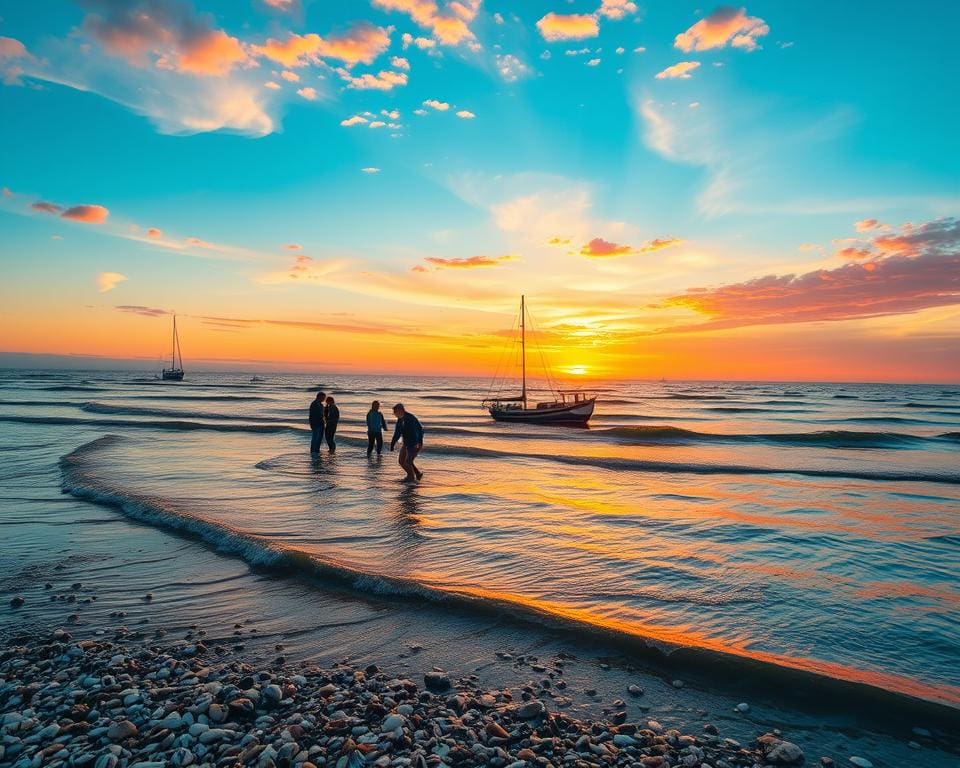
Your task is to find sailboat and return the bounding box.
[483,296,596,425]
[161,314,185,381]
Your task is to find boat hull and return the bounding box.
[489,398,595,425]
[162,369,184,381]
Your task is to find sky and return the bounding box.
[0,0,958,381]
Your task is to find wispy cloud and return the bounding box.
[96,272,127,293]
[115,304,169,317]
[62,204,110,224]
[655,61,700,80]
[580,236,684,258]
[419,254,517,270]
[254,23,391,68]
[336,68,408,91]
[666,217,960,331]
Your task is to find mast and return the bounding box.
[171,315,177,369]
[520,295,526,407]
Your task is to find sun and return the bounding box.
[565,365,588,376]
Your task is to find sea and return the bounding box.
[1,370,959,715]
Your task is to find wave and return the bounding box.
[839,416,950,426]
[662,394,728,401]
[8,413,959,484]
[58,435,960,714]
[80,401,287,423]
[599,425,945,450]
[40,385,108,392]
[704,406,809,414]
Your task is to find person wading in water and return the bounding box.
[308,391,326,455]
[390,403,423,483]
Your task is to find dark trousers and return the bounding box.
[310,427,323,453]
[367,431,383,455]
[325,424,337,451]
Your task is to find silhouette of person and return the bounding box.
[366,400,388,457]
[390,403,423,482]
[309,391,326,454]
[324,395,340,452]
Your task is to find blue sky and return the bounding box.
[1,1,958,379]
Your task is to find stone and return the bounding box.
[424,672,451,691]
[10,596,25,608]
[381,714,404,732]
[516,700,544,719]
[735,702,750,713]
[106,720,138,741]
[628,684,643,696]
[849,759,873,768]
[671,679,684,689]
[485,721,509,739]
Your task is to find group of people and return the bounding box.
[309,393,424,483]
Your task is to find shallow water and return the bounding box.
[1,370,959,708]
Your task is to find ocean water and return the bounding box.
[1,370,959,709]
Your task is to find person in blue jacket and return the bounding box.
[365,400,388,457]
[308,391,326,454]
[390,403,423,482]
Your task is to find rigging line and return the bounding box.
[526,307,560,399]
[485,310,519,402]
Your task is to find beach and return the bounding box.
[2,370,959,766]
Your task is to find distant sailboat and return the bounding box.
[483,296,596,425]
[162,315,185,381]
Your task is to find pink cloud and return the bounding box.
[421,255,516,270]
[0,35,32,85]
[655,61,701,79]
[82,0,251,76]
[371,0,480,46]
[598,0,638,20]
[285,243,302,250]
[62,204,109,224]
[675,6,770,52]
[536,13,601,42]
[147,227,163,238]
[255,22,390,68]
[855,218,882,232]
[668,217,960,330]
[581,236,683,258]
[115,304,169,317]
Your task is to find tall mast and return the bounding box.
[520,295,526,407]
[171,315,177,369]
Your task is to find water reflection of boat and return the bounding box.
[483,296,596,425]
[161,315,185,381]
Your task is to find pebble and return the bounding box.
[106,720,138,740]
[672,679,684,689]
[735,702,750,713]
[849,758,874,768]
[423,671,451,691]
[628,684,643,696]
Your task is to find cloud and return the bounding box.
[81,0,252,76]
[423,99,449,111]
[580,236,683,258]
[32,201,63,215]
[115,304,169,317]
[536,13,600,42]
[666,217,960,330]
[495,53,532,82]
[0,35,33,85]
[284,243,302,250]
[855,218,883,232]
[371,0,480,46]
[147,227,163,238]
[456,110,475,119]
[361,167,381,173]
[296,86,317,100]
[655,61,700,79]
[341,114,368,126]
[96,271,127,292]
[262,0,298,11]
[337,68,408,90]
[62,204,110,224]
[381,108,400,120]
[391,55,410,70]
[401,33,436,50]
[420,255,517,270]
[255,23,391,68]
[597,0,638,20]
[280,70,299,82]
[264,80,281,89]
[674,6,770,53]
[586,58,601,67]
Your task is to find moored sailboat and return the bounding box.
[162,314,185,381]
[483,296,596,425]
